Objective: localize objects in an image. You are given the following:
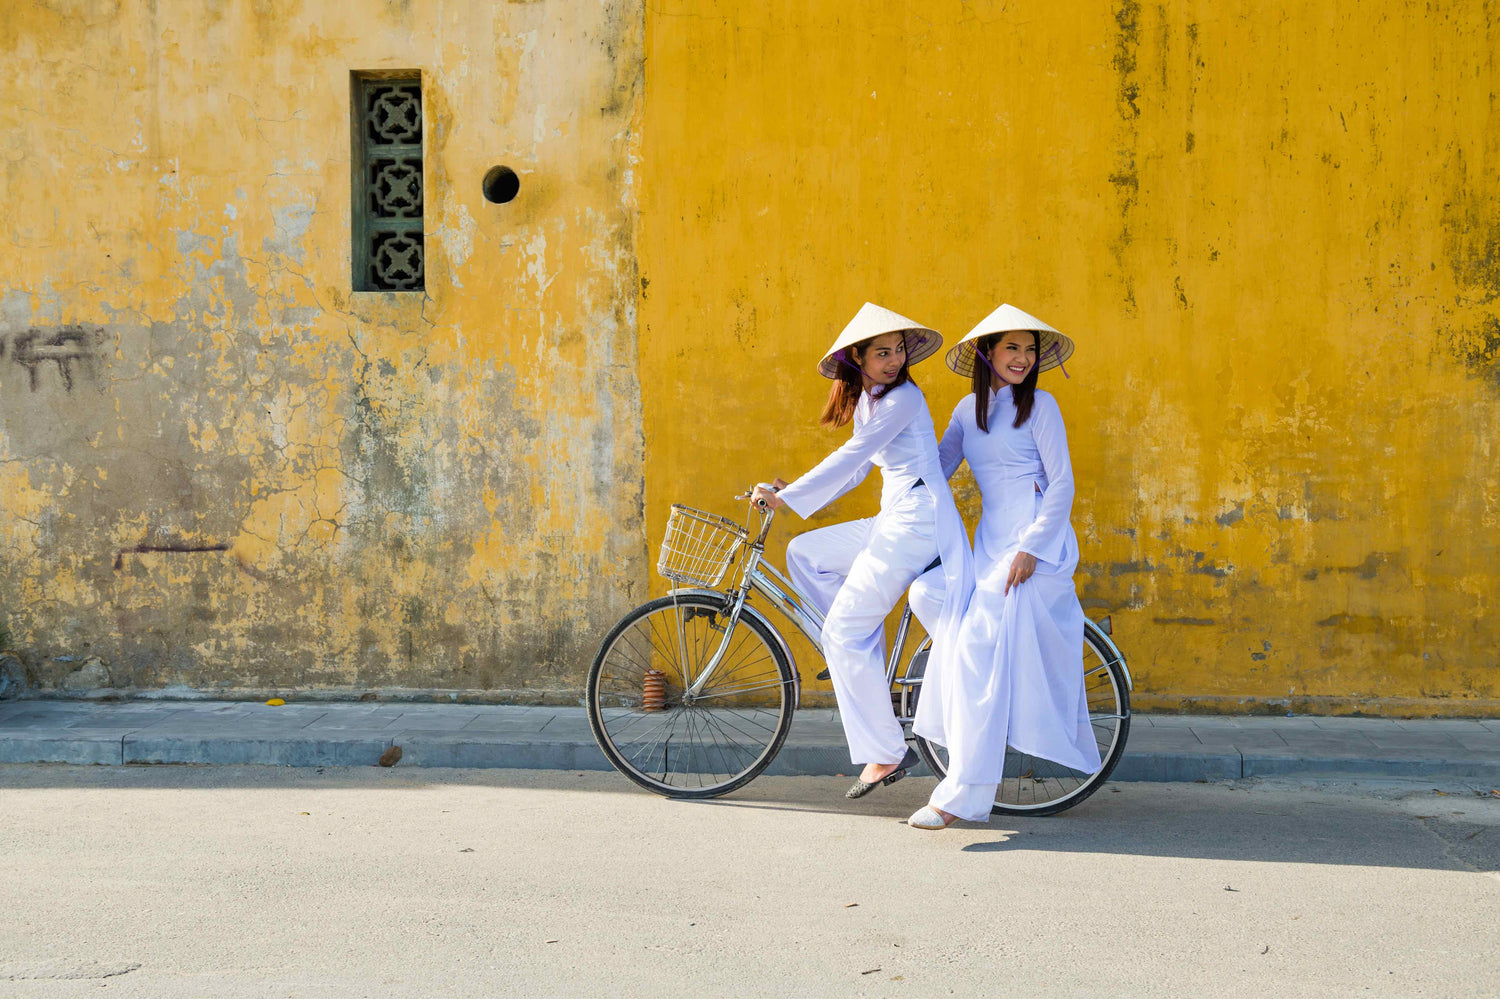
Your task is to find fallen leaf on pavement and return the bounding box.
[378,745,403,767]
[265,698,285,706]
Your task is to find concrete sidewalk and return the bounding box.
[1,698,1498,782]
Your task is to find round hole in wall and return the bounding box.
[482,166,520,204]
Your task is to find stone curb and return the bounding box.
[3,733,1496,784]
[1,701,1497,784]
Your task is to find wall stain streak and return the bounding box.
[1109,0,1142,316]
[0,326,103,392]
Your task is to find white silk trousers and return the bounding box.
[786,487,939,766]
[906,561,1002,816]
[908,567,999,820]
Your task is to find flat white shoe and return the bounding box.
[908,806,958,830]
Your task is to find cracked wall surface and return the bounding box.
[0,0,646,697]
[639,1,1500,715]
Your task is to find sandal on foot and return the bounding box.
[845,747,920,800]
[907,806,961,829]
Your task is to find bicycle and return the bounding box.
[586,496,1134,815]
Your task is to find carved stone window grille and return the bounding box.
[352,73,424,291]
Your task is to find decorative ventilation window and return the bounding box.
[352,72,424,292]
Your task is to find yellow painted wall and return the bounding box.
[0,0,646,696]
[638,2,1500,714]
[3,1,1497,714]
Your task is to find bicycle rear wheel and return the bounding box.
[587,592,795,799]
[908,620,1131,816]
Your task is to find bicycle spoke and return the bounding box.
[692,678,786,700]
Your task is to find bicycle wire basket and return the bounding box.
[657,504,749,587]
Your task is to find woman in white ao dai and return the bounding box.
[908,307,1100,828]
[751,304,972,800]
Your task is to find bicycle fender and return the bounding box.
[1085,619,1134,692]
[667,587,802,711]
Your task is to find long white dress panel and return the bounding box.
[778,381,974,766]
[912,388,1100,811]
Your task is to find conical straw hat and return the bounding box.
[945,303,1074,377]
[817,303,943,379]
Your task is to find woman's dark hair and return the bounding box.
[819,332,914,428]
[972,330,1040,432]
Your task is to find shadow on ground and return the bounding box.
[2,762,1496,875]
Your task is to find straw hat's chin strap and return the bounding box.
[974,345,1005,381]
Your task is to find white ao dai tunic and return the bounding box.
[912,387,1100,817]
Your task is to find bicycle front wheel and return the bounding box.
[587,592,795,799]
[909,620,1132,816]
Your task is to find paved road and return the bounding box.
[1,766,1496,997]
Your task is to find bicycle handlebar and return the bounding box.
[733,483,779,546]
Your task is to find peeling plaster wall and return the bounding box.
[0,0,646,696]
[639,2,1500,714]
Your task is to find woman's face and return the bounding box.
[985,331,1037,386]
[856,332,908,387]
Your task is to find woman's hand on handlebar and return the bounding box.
[750,480,787,512]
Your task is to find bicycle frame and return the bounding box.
[675,505,925,710]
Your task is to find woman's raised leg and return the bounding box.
[822,493,938,768]
[785,519,873,618]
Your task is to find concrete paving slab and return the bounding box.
[1360,734,1469,752]
[1181,716,1300,730]
[0,703,99,725]
[529,714,600,739]
[1112,750,1242,782]
[1391,718,1494,732]
[1133,715,1203,728]
[1188,731,1290,750]
[1305,716,1420,731]
[449,715,558,736]
[1273,731,1382,747]
[1125,728,1209,751]
[54,710,193,729]
[300,717,405,732]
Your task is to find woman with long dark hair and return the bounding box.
[751,303,973,800]
[906,304,1100,828]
